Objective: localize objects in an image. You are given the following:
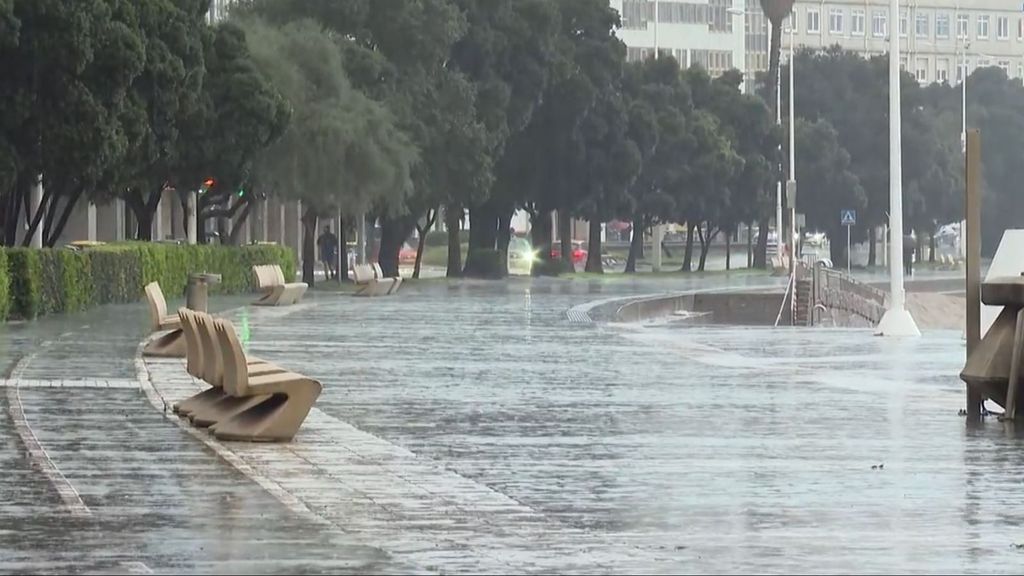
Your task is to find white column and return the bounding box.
[29,176,43,248]
[358,213,367,264]
[295,200,303,263]
[186,193,197,245]
[87,202,97,242]
[278,202,285,245]
[261,200,269,242]
[115,198,126,242]
[652,224,663,272]
[877,0,920,337]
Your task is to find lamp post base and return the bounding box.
[876,307,921,337]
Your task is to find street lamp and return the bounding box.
[876,0,921,337]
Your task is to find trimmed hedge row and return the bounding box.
[2,243,296,321]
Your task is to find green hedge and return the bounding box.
[3,243,296,321]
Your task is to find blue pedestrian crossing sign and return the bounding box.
[841,209,857,226]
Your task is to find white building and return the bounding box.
[754,0,1024,85]
[207,0,233,24]
[611,0,747,77]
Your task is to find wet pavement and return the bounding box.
[2,275,1021,574]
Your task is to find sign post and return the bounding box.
[841,209,857,275]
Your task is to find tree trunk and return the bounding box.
[681,224,695,272]
[226,201,253,246]
[584,219,603,273]
[44,187,84,247]
[929,231,937,263]
[20,186,53,247]
[766,16,782,122]
[867,226,876,267]
[747,224,753,268]
[558,211,572,270]
[625,214,645,274]
[445,207,462,278]
[698,226,716,272]
[754,218,769,268]
[830,228,849,269]
[463,204,499,277]
[530,209,556,276]
[496,207,512,278]
[378,215,413,278]
[726,229,732,271]
[301,208,317,286]
[413,209,437,280]
[338,214,350,283]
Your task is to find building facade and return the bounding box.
[611,0,747,77]
[757,0,1024,85]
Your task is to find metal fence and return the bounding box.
[808,264,887,325]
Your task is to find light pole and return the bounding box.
[877,0,921,337]
[787,23,798,324]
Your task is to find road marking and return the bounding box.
[5,372,92,517]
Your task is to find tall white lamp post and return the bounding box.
[876,0,921,337]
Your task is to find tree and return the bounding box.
[115,0,209,240]
[243,17,416,284]
[451,0,564,278]
[791,118,865,266]
[1,0,146,246]
[176,21,290,244]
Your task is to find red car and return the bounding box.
[398,243,418,264]
[551,240,588,264]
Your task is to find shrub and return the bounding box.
[2,243,296,321]
[7,249,42,320]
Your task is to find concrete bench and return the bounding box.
[352,263,396,297]
[142,282,185,358]
[253,264,308,306]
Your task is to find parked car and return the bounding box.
[551,240,588,264]
[508,237,536,275]
[398,243,418,264]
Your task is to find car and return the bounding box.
[551,240,588,264]
[507,237,536,275]
[398,243,418,264]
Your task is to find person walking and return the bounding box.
[902,233,916,278]
[318,226,339,280]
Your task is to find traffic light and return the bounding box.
[200,178,215,194]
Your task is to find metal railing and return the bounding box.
[807,263,887,325]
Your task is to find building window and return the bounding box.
[784,9,797,33]
[937,58,949,83]
[957,60,969,83]
[708,0,733,33]
[900,11,908,37]
[977,15,989,39]
[621,0,653,30]
[807,8,820,34]
[852,9,865,36]
[872,10,887,38]
[998,60,1011,75]
[1019,18,1024,40]
[998,17,1009,40]
[957,14,969,39]
[916,14,929,38]
[916,58,928,83]
[978,58,990,69]
[829,8,844,35]
[936,14,950,39]
[1018,64,1024,79]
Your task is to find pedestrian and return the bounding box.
[318,226,339,280]
[903,234,916,278]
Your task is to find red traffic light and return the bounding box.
[203,178,215,188]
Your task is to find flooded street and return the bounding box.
[3,277,1022,573]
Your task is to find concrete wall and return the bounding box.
[615,291,785,325]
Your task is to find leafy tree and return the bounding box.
[243,17,416,284]
[1,0,145,246]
